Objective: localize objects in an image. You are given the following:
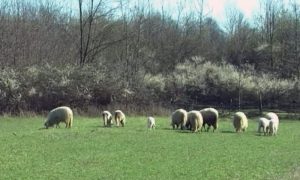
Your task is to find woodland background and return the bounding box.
[0,0,299,115]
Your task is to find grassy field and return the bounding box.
[0,115,299,180]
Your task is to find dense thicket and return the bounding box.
[0,0,299,115]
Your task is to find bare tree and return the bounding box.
[78,0,119,66]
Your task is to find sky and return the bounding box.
[57,0,292,27]
[59,0,260,19]
[151,0,260,22]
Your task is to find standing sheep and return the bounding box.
[147,116,155,129]
[257,117,270,136]
[44,106,73,129]
[233,112,248,133]
[199,108,219,132]
[266,112,279,122]
[187,110,203,132]
[266,112,279,136]
[269,118,279,136]
[115,110,126,127]
[171,109,188,130]
[102,111,113,127]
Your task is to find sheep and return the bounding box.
[269,118,279,136]
[266,112,279,122]
[115,110,126,127]
[147,116,155,129]
[187,110,203,132]
[44,106,73,129]
[199,108,219,132]
[257,117,270,136]
[171,109,188,130]
[233,112,248,132]
[102,110,113,127]
[266,112,279,136]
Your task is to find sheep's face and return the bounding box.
[44,121,54,129]
[44,121,49,129]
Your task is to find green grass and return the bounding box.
[0,116,300,179]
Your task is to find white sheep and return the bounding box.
[115,110,126,127]
[44,106,73,129]
[266,112,279,122]
[147,116,155,129]
[187,110,203,132]
[171,109,188,130]
[102,110,113,127]
[266,112,279,136]
[199,108,219,132]
[269,118,279,136]
[233,112,248,132]
[257,117,270,136]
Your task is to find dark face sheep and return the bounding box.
[44,106,73,129]
[199,108,219,132]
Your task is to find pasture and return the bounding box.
[0,115,299,179]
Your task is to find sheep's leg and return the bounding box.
[201,124,206,132]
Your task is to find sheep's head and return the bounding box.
[44,121,49,129]
[44,120,54,129]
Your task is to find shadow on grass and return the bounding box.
[220,130,236,134]
[254,133,271,137]
[89,125,115,128]
[161,127,174,131]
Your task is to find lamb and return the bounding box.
[266,112,279,136]
[44,106,73,129]
[171,109,188,130]
[233,112,248,132]
[115,110,126,127]
[147,116,155,129]
[257,117,270,136]
[187,110,203,132]
[102,110,113,127]
[199,108,219,132]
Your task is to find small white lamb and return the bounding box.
[147,116,155,129]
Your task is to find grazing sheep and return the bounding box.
[102,111,113,127]
[147,116,155,129]
[233,112,248,132]
[171,109,188,130]
[266,112,279,136]
[269,118,279,136]
[44,106,73,129]
[258,117,270,136]
[115,110,126,127]
[199,108,219,132]
[266,112,279,122]
[187,110,203,132]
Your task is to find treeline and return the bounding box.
[0,0,299,114]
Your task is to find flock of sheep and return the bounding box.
[43,106,279,135]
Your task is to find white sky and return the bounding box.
[151,0,261,25]
[58,0,293,26]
